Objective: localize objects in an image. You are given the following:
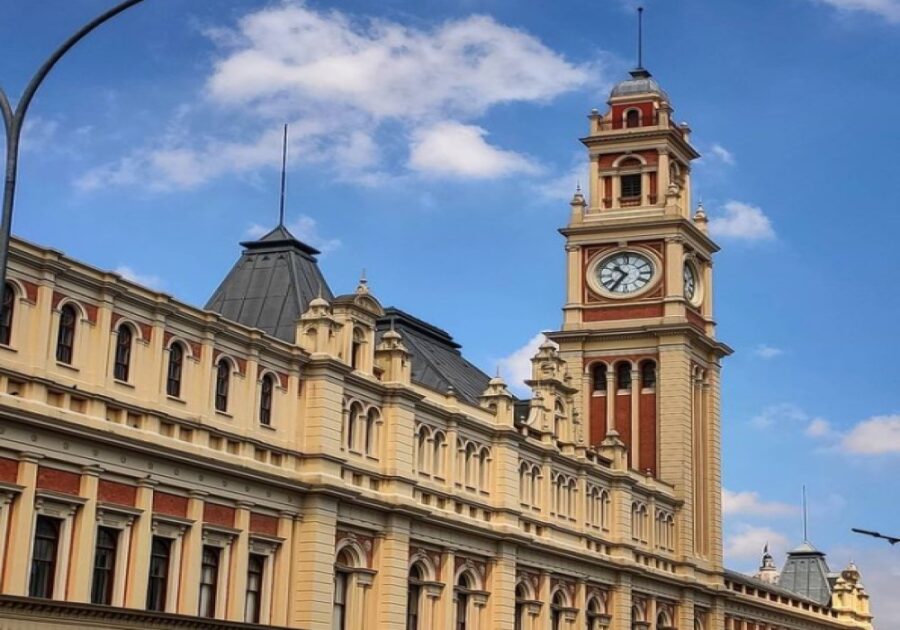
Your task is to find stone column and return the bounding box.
[611,574,632,630]
[270,510,296,626]
[489,542,517,630]
[631,367,641,467]
[125,478,156,608]
[226,502,252,621]
[177,491,206,615]
[374,515,411,628]
[2,453,40,595]
[537,571,551,629]
[290,494,338,630]
[575,579,587,630]
[438,548,456,630]
[67,465,102,602]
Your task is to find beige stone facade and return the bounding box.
[0,68,874,630]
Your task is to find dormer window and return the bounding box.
[621,173,642,199]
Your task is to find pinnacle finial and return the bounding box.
[637,6,645,69]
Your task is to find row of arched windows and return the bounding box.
[656,509,676,552]
[515,580,610,630]
[591,360,657,393]
[552,473,578,521]
[457,439,491,493]
[631,502,650,544]
[586,485,612,531]
[415,424,447,478]
[343,400,381,457]
[518,461,541,509]
[0,285,278,427]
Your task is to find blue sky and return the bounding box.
[3,0,900,622]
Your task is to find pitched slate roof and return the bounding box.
[205,225,333,342]
[376,308,492,405]
[777,541,833,606]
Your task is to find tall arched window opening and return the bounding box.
[114,324,133,381]
[616,362,632,391]
[514,583,528,630]
[351,328,364,370]
[167,342,184,397]
[0,283,14,346]
[625,108,640,128]
[214,359,230,412]
[640,360,657,389]
[551,591,566,630]
[259,373,275,426]
[56,304,77,364]
[592,364,607,392]
[455,572,472,630]
[407,563,424,630]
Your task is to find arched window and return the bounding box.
[113,324,133,382]
[214,359,230,412]
[56,304,77,364]
[29,516,61,598]
[0,283,14,346]
[432,432,446,477]
[514,583,528,630]
[333,548,356,630]
[91,526,119,605]
[345,403,361,451]
[365,408,378,455]
[416,426,431,475]
[465,443,477,488]
[478,448,490,491]
[625,108,640,128]
[616,363,632,391]
[640,360,657,389]
[245,554,265,624]
[407,563,424,630]
[592,363,607,392]
[259,373,275,426]
[455,572,473,630]
[586,594,608,630]
[351,327,364,370]
[551,591,567,630]
[167,343,184,398]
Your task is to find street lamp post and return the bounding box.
[0,0,146,316]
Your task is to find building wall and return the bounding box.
[0,237,871,630]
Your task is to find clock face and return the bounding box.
[596,252,655,295]
[683,262,697,302]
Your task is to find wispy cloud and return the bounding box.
[246,214,341,254]
[114,265,164,290]
[723,489,797,517]
[841,414,900,454]
[78,3,595,191]
[408,122,538,179]
[725,524,790,561]
[709,143,735,165]
[753,344,784,359]
[708,201,775,242]
[496,332,553,395]
[811,0,900,22]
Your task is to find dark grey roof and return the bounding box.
[610,67,669,100]
[724,569,831,608]
[777,541,833,606]
[205,225,332,342]
[376,308,492,405]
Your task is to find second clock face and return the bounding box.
[596,252,655,295]
[684,263,697,302]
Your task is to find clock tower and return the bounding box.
[550,66,731,573]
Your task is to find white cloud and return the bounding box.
[708,201,775,242]
[806,418,837,439]
[408,122,538,179]
[812,0,900,22]
[753,344,783,359]
[751,403,811,429]
[20,117,60,153]
[723,490,797,517]
[710,143,735,165]
[841,414,900,454]
[114,266,164,290]
[80,4,593,191]
[725,524,790,561]
[497,332,553,395]
[531,160,588,202]
[246,214,341,254]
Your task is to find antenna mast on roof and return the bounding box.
[278,123,288,227]
[802,485,809,543]
[637,6,645,69]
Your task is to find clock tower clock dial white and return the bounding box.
[595,251,655,296]
[683,261,697,302]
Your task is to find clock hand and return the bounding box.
[610,268,627,290]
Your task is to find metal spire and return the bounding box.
[278,123,288,227]
[637,6,645,69]
[802,485,809,543]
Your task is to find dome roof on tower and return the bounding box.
[610,68,669,101]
